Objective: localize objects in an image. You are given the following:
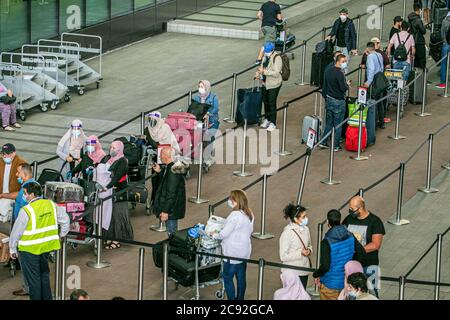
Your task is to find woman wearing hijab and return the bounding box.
[337,260,364,300]
[99,141,134,249]
[68,135,106,180]
[56,119,87,180]
[193,80,219,169]
[274,270,311,300]
[144,111,180,154]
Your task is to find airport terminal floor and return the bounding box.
[0,0,449,303]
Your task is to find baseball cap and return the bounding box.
[394,16,403,22]
[340,8,349,14]
[370,37,381,43]
[1,143,16,155]
[263,42,275,53]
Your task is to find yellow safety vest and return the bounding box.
[18,199,61,255]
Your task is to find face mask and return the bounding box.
[340,14,347,22]
[348,291,358,300]
[340,62,348,70]
[227,199,234,209]
[3,157,12,165]
[72,130,81,138]
[22,194,28,204]
[110,150,117,157]
[17,177,23,185]
[300,217,309,227]
[198,87,206,95]
[349,208,359,218]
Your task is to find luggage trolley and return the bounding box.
[275,19,296,59]
[385,68,408,118]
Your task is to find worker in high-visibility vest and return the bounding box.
[9,181,70,300]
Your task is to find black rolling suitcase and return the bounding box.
[236,82,262,126]
[310,52,334,87]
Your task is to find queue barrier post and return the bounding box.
[137,248,145,300]
[140,111,146,136]
[297,41,308,86]
[388,163,410,226]
[415,68,431,117]
[275,105,293,156]
[434,234,443,300]
[194,251,200,300]
[87,200,112,269]
[257,258,266,300]
[296,148,311,206]
[162,242,169,300]
[350,105,369,161]
[189,125,209,204]
[32,161,38,180]
[378,3,385,42]
[321,127,342,185]
[419,133,439,194]
[54,245,61,300]
[150,219,167,232]
[233,119,253,177]
[60,237,67,300]
[399,276,406,300]
[388,88,406,140]
[442,156,450,170]
[224,73,238,123]
[252,174,274,240]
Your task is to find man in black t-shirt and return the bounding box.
[389,16,403,45]
[343,196,385,298]
[256,0,282,63]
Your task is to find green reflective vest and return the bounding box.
[18,199,61,255]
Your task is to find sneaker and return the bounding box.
[266,123,276,132]
[384,117,391,123]
[334,146,343,152]
[255,59,262,66]
[426,80,432,85]
[319,143,330,149]
[3,126,15,131]
[12,123,21,128]
[260,119,270,129]
[436,83,446,89]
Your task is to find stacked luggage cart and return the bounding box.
[0,33,103,121]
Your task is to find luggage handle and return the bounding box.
[252,79,261,92]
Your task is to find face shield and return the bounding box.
[71,124,82,138]
[85,140,97,154]
[146,112,161,128]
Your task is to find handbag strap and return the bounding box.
[292,229,308,251]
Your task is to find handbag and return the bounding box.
[293,229,312,268]
[188,100,211,121]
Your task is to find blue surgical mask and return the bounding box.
[301,217,309,227]
[227,199,234,209]
[86,145,95,153]
[340,62,348,70]
[3,157,12,165]
[22,194,28,204]
[72,130,81,138]
[17,177,23,184]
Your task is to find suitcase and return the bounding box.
[366,100,377,146]
[127,185,148,204]
[166,112,202,158]
[236,86,262,126]
[275,33,296,52]
[44,182,84,203]
[310,52,334,87]
[128,165,145,182]
[408,68,425,104]
[37,168,64,185]
[301,115,321,144]
[346,126,367,152]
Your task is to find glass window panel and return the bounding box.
[0,0,29,51]
[31,0,58,43]
[59,0,85,33]
[111,0,132,17]
[86,0,109,26]
[135,0,155,10]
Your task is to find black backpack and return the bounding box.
[113,137,140,166]
[394,33,411,62]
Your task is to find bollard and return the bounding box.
[321,127,341,185]
[60,237,67,300]
[137,248,145,300]
[54,247,61,300]
[296,148,311,206]
[419,134,439,193]
[257,258,265,300]
[434,234,443,300]
[162,242,169,300]
[224,73,238,123]
[402,0,406,19]
[442,156,450,170]
[356,16,361,51]
[440,52,450,98]
[189,126,209,204]
[415,68,431,117]
[388,89,406,140]
[140,111,145,136]
[388,163,410,226]
[150,219,167,232]
[297,41,308,86]
[252,174,274,239]
[399,276,406,300]
[208,205,215,219]
[194,252,200,300]
[275,105,292,156]
[233,119,253,177]
[32,161,38,180]
[350,105,369,161]
[378,3,384,41]
[87,201,111,269]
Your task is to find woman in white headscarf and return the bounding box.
[144,111,180,154]
[56,119,87,180]
[274,270,311,300]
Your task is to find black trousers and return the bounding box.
[262,85,281,125]
[299,275,309,290]
[20,251,52,300]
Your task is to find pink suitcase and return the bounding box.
[166,112,202,159]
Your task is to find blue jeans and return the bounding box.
[393,61,411,81]
[322,97,346,147]
[223,261,247,300]
[166,219,178,236]
[20,251,52,300]
[364,266,380,298]
[440,44,450,84]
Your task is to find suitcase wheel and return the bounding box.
[215,289,224,300]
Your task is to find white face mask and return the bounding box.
[300,217,309,227]
[227,199,235,209]
[198,87,206,95]
[340,14,347,22]
[72,130,81,138]
[348,290,358,300]
[340,62,348,70]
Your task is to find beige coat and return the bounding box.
[279,222,313,277]
[262,52,283,90]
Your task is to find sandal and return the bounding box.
[105,241,121,250]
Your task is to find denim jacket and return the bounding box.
[193,93,220,130]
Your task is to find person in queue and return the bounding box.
[337,260,364,300]
[0,84,21,131]
[273,270,311,300]
[67,135,106,181]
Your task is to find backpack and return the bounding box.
[394,33,411,62]
[113,137,140,166]
[275,53,290,81]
